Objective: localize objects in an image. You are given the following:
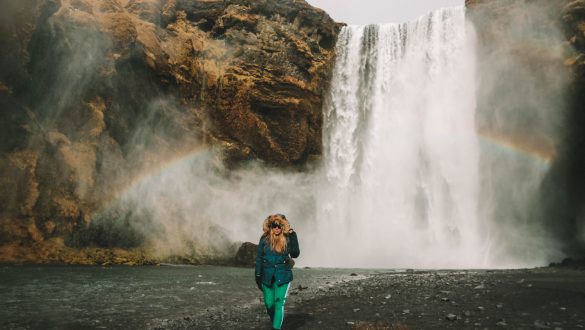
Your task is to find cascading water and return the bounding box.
[304,7,482,268]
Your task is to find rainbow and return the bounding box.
[477,128,556,165]
[90,144,211,218]
[91,129,557,218]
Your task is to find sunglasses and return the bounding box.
[270,223,282,229]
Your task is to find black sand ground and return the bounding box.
[162,267,585,330]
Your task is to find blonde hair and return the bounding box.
[262,214,290,253]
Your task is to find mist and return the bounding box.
[469,0,575,265]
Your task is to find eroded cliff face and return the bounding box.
[0,0,340,264]
[466,0,585,257]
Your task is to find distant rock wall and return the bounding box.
[0,0,341,263]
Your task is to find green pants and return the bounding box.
[261,282,291,329]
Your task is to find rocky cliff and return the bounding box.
[0,0,340,264]
[466,0,585,257]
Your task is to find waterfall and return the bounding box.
[108,6,563,269]
[305,7,483,268]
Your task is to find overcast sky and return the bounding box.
[305,0,465,25]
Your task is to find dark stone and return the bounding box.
[549,257,585,268]
[234,241,257,267]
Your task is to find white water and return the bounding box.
[302,8,482,268]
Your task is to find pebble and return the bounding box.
[446,313,458,321]
[347,321,355,325]
[496,304,503,308]
[474,284,486,289]
[476,306,485,311]
[353,308,360,312]
[534,320,551,329]
[403,309,410,314]
[464,311,471,317]
[496,319,507,326]
[441,297,449,302]
[385,294,391,299]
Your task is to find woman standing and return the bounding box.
[255,214,300,330]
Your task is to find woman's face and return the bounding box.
[271,223,282,235]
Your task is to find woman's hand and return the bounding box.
[288,228,294,234]
[255,275,263,290]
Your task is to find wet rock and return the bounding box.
[549,258,585,269]
[234,242,257,267]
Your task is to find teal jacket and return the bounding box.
[255,232,300,287]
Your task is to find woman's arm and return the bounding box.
[288,231,300,258]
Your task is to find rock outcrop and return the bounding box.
[0,0,340,264]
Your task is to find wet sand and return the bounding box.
[162,267,585,330]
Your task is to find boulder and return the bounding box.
[234,241,257,267]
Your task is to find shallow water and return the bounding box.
[0,265,376,329]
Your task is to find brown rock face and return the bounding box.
[0,0,340,263]
[466,0,585,257]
